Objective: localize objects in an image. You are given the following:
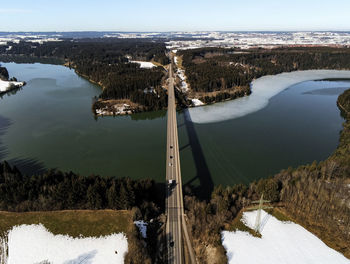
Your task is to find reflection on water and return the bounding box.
[0,62,349,186]
[0,86,23,99]
[302,87,348,95]
[6,157,46,176]
[0,115,12,160]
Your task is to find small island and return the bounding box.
[0,65,26,94]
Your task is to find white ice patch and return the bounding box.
[129,61,155,69]
[222,210,350,264]
[0,79,24,93]
[134,220,148,239]
[4,224,128,264]
[188,70,350,124]
[191,98,204,106]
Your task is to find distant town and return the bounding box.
[1,31,350,50]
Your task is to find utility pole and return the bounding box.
[248,194,273,232]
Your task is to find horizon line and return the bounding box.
[1,30,350,33]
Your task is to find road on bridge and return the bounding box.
[165,60,196,264]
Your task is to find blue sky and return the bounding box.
[0,0,349,31]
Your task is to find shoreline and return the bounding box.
[188,69,350,124]
[4,60,350,119]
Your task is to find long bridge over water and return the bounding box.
[165,61,196,264]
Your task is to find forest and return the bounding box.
[0,38,170,111]
[178,47,350,104]
[0,162,164,219]
[0,64,9,80]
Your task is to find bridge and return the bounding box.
[165,61,196,264]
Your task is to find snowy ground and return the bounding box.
[2,224,128,264]
[129,60,155,69]
[188,70,350,123]
[174,56,189,92]
[0,79,24,93]
[222,210,350,264]
[191,98,204,106]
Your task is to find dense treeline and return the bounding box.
[184,88,350,262]
[338,88,350,118]
[0,162,163,220]
[0,64,9,80]
[0,39,170,110]
[179,47,350,94]
[200,87,251,104]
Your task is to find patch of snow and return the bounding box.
[174,56,178,64]
[188,70,350,124]
[179,80,188,92]
[172,49,178,54]
[95,103,132,116]
[222,210,350,264]
[0,79,24,93]
[143,87,155,94]
[191,98,204,106]
[3,224,128,264]
[177,69,186,81]
[175,65,189,92]
[129,61,155,69]
[134,221,147,239]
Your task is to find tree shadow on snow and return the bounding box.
[259,213,272,233]
[63,250,98,264]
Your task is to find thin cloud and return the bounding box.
[0,8,32,14]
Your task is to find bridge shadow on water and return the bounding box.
[181,109,214,201]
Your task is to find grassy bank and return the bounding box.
[0,209,132,237]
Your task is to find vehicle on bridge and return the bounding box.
[168,179,176,187]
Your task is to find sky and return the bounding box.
[0,0,350,32]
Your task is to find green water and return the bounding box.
[0,62,348,195]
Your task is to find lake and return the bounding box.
[0,62,348,195]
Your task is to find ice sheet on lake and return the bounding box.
[188,70,350,124]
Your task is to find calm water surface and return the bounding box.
[0,62,348,195]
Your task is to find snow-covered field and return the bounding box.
[0,79,24,93]
[188,70,350,123]
[129,60,155,69]
[222,210,350,264]
[1,224,128,264]
[165,31,350,50]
